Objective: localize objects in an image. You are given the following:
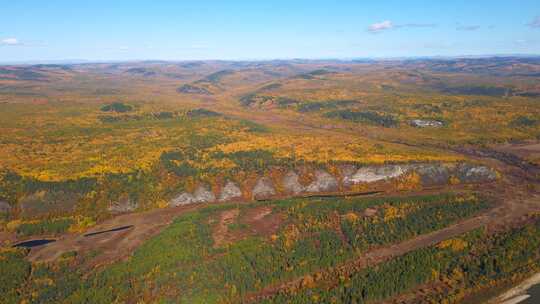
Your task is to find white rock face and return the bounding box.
[282,171,305,194]
[252,177,276,200]
[340,165,357,181]
[219,181,243,202]
[306,170,339,193]
[169,192,195,207]
[169,185,216,207]
[193,185,216,203]
[340,164,358,188]
[456,164,497,183]
[410,119,443,128]
[345,165,408,184]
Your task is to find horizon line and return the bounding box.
[1,53,540,65]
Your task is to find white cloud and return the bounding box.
[1,38,20,46]
[368,20,394,33]
[367,21,436,34]
[529,16,540,28]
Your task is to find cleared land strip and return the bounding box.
[246,195,540,303]
[23,188,428,265]
[245,214,489,302]
[27,203,204,265]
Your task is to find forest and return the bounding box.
[0,193,492,303]
[0,58,539,303]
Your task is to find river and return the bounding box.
[520,282,540,304]
[493,273,540,304]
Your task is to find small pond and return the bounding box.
[13,239,56,248]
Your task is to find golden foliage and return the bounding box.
[382,203,417,221]
[396,172,422,191]
[68,216,96,233]
[449,176,460,185]
[438,238,468,252]
[282,224,301,249]
[343,212,359,223]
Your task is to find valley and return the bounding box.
[0,58,539,303]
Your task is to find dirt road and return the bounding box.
[246,190,540,302]
[23,107,540,302]
[28,203,204,266]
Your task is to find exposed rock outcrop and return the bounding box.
[340,165,357,184]
[219,181,243,202]
[283,171,305,194]
[252,177,276,200]
[414,164,450,186]
[344,165,408,185]
[169,185,216,207]
[341,163,496,187]
[169,192,195,207]
[167,162,497,208]
[410,119,443,128]
[456,163,497,183]
[108,196,138,213]
[306,170,339,192]
[193,185,216,203]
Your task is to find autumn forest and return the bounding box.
[1,57,540,303]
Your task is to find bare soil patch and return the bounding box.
[213,206,284,247]
[241,206,283,237]
[0,230,16,244]
[27,203,203,267]
[213,208,241,247]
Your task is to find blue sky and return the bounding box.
[1,0,539,62]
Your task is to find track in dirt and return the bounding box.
[22,108,540,302]
[246,189,540,302]
[27,203,204,266]
[225,110,540,302]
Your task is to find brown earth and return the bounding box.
[245,192,540,303]
[18,127,540,303]
[212,208,241,248]
[242,141,540,302]
[18,189,398,265]
[212,206,284,247]
[241,206,283,237]
[0,230,16,245]
[27,203,203,267]
[494,141,540,166]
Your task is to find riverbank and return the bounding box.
[490,272,540,304]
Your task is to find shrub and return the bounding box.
[297,100,356,113]
[186,108,222,118]
[16,218,74,236]
[324,110,398,127]
[100,102,133,113]
[0,249,31,301]
[177,84,212,95]
[511,116,537,127]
